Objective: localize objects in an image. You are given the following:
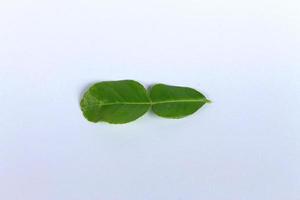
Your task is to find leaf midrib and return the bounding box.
[100,99,210,106]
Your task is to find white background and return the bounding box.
[0,0,299,199]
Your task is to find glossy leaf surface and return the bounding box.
[80,80,151,124]
[150,84,210,119]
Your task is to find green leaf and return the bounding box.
[80,80,211,124]
[150,84,210,119]
[80,80,151,124]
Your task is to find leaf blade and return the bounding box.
[80,80,151,124]
[150,84,210,119]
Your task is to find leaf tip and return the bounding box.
[205,99,212,104]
